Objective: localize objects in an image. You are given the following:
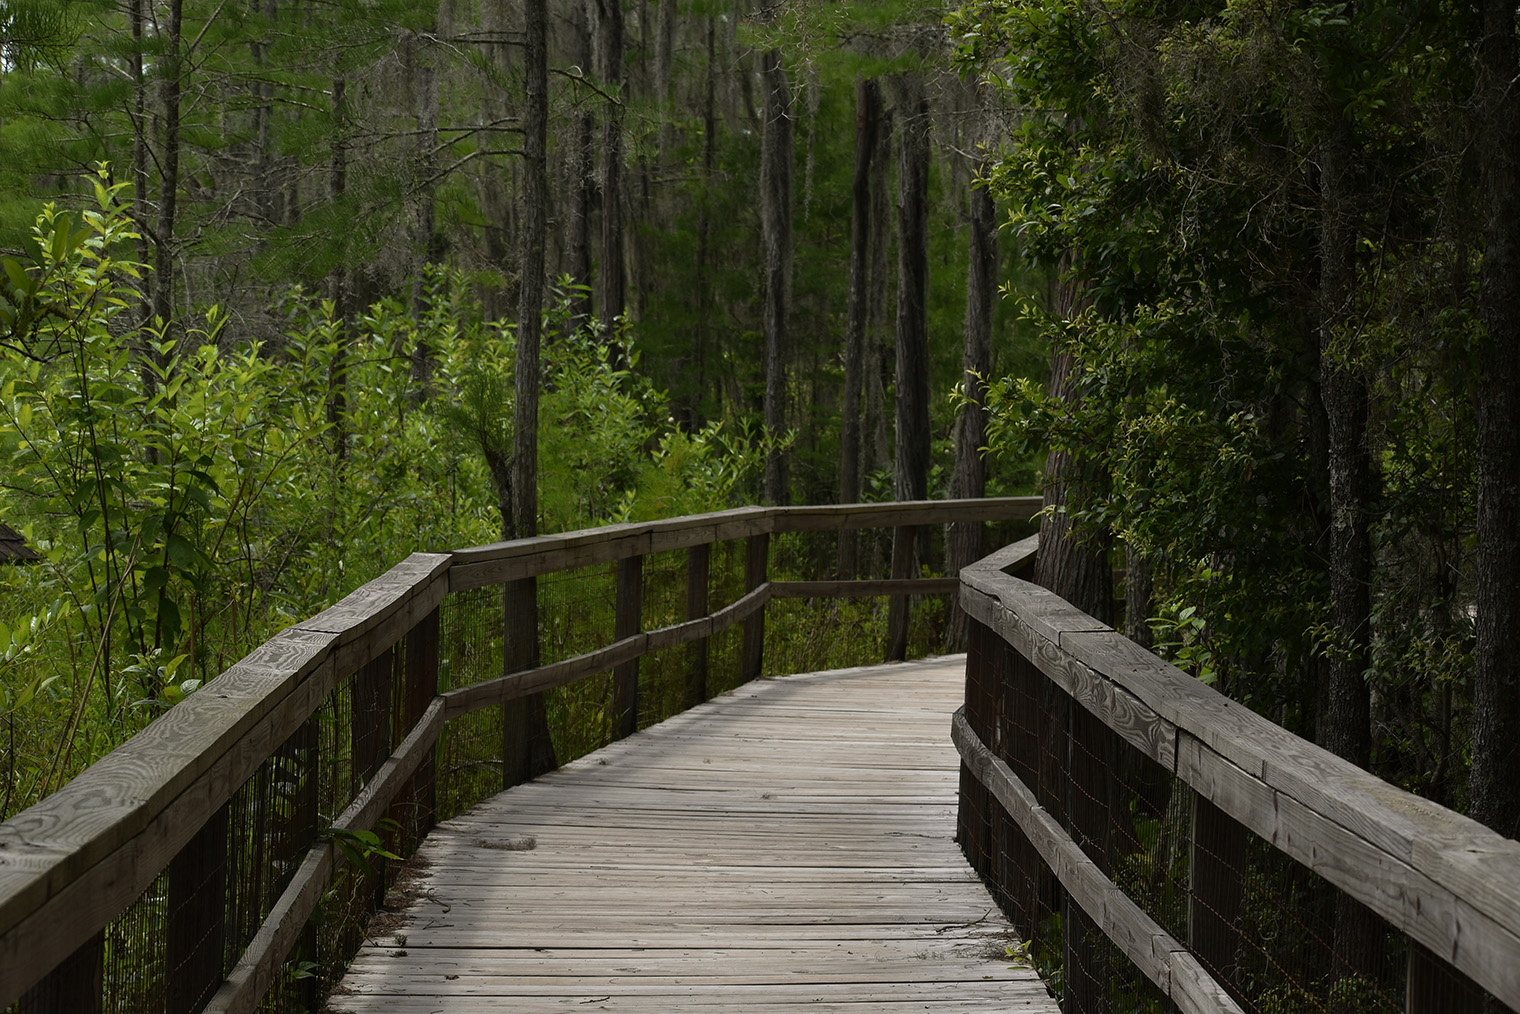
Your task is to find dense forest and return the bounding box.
[1,0,1518,863]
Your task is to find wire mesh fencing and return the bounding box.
[958,608,1502,1014]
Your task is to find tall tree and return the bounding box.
[1472,0,1520,847]
[946,154,997,647]
[893,89,930,505]
[501,0,557,787]
[760,49,794,505]
[839,75,881,549]
[596,0,627,323]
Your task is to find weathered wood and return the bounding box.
[295,553,449,674]
[167,802,229,1014]
[963,552,1520,1011]
[16,930,101,1014]
[770,577,958,599]
[885,525,915,662]
[614,554,644,739]
[1189,793,1247,1002]
[205,696,447,1014]
[684,544,710,708]
[331,659,1056,1014]
[742,534,768,682]
[952,709,1244,1014]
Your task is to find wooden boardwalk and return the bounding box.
[330,656,1056,1013]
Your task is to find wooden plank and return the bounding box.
[294,553,450,673]
[613,555,643,740]
[770,497,1041,532]
[332,657,1057,1014]
[769,578,959,599]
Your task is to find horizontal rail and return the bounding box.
[952,709,1242,1014]
[957,534,1520,1011]
[0,496,1039,1011]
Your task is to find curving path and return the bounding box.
[330,656,1056,1013]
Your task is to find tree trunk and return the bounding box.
[894,90,930,505]
[1318,109,1373,770]
[150,0,183,333]
[1037,345,1114,625]
[760,49,794,505]
[946,163,996,648]
[597,0,626,326]
[502,0,557,788]
[864,110,893,493]
[327,77,351,465]
[1472,0,1520,852]
[839,77,881,576]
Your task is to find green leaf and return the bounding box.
[165,533,196,570]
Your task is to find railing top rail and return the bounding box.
[958,538,1520,1009]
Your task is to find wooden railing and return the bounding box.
[955,536,1520,1014]
[0,497,1039,1014]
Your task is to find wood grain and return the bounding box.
[331,658,1056,1014]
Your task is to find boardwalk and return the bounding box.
[331,656,1055,1013]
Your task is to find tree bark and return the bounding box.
[839,77,881,575]
[597,0,626,326]
[946,163,996,648]
[894,90,930,505]
[503,0,557,787]
[1472,0,1520,849]
[1318,109,1373,771]
[864,110,893,490]
[760,49,794,505]
[150,0,183,333]
[1037,345,1114,625]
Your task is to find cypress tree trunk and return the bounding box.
[1318,109,1373,769]
[1472,0,1520,853]
[893,91,930,505]
[760,49,794,505]
[839,77,880,575]
[151,0,183,333]
[503,0,557,787]
[1036,345,1114,625]
[567,0,596,326]
[946,164,996,649]
[864,110,893,491]
[597,0,626,325]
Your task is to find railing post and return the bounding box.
[166,803,230,1014]
[1407,941,1484,1014]
[397,607,440,843]
[17,931,102,1014]
[613,553,644,738]
[1188,792,1247,1001]
[741,533,768,682]
[886,524,915,661]
[502,575,556,787]
[685,543,710,708]
[354,648,393,908]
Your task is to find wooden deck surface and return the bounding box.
[330,656,1056,1013]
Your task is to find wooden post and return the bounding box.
[166,803,230,1014]
[1407,941,1484,1014]
[17,931,103,1014]
[684,543,710,708]
[885,524,915,661]
[1064,704,1111,1014]
[613,553,643,738]
[1188,792,1248,1001]
[398,607,440,843]
[741,533,769,682]
[353,649,393,908]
